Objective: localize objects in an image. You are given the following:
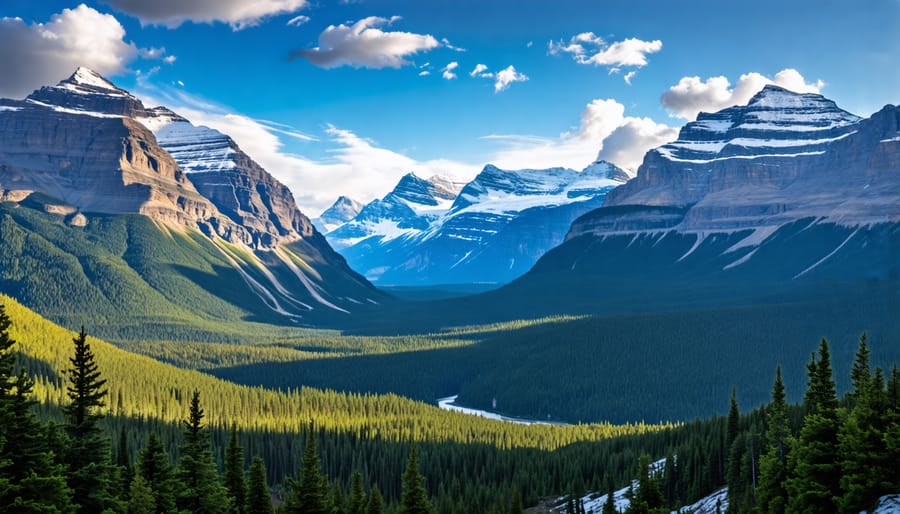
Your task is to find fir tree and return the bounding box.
[137,432,176,513]
[602,477,617,514]
[128,471,156,514]
[285,429,329,514]
[627,454,663,514]
[0,304,74,513]
[756,366,789,514]
[246,456,273,514]
[400,446,432,514]
[365,485,384,514]
[786,339,840,514]
[348,470,366,514]
[225,426,248,514]
[176,391,230,513]
[726,387,740,450]
[838,340,892,513]
[63,326,119,513]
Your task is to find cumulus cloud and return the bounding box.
[470,63,491,78]
[493,65,528,92]
[292,16,439,69]
[441,61,458,80]
[484,97,675,172]
[103,0,307,30]
[595,118,678,171]
[0,5,139,98]
[661,68,825,120]
[550,33,662,70]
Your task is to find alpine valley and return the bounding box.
[1,62,898,514]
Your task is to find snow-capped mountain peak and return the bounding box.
[313,196,364,233]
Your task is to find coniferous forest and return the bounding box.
[2,297,897,513]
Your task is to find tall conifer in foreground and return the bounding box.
[786,339,840,514]
[285,428,329,514]
[400,446,432,514]
[64,326,119,513]
[176,390,230,513]
[246,456,273,514]
[225,425,248,514]
[756,366,789,514]
[137,432,176,513]
[0,304,73,513]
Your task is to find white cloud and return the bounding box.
[624,70,636,85]
[493,65,528,93]
[484,97,675,172]
[418,70,430,77]
[103,0,307,30]
[470,63,491,78]
[292,16,439,69]
[661,68,825,120]
[138,46,176,63]
[137,88,477,214]
[286,14,310,27]
[550,33,662,70]
[441,61,458,80]
[595,117,678,171]
[441,38,466,52]
[0,5,138,98]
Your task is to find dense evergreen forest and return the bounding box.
[1,296,898,512]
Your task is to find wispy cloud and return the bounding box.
[292,16,439,69]
[103,0,308,30]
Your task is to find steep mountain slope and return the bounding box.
[312,195,363,233]
[503,86,900,306]
[329,161,629,285]
[0,68,383,335]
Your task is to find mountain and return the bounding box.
[328,161,629,285]
[312,196,363,233]
[0,68,382,336]
[496,85,899,311]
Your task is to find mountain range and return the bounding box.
[324,160,630,285]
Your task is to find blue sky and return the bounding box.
[1,0,898,213]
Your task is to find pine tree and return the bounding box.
[786,339,840,514]
[602,477,617,514]
[63,326,119,513]
[365,485,384,514]
[246,456,273,514]
[225,426,248,514]
[348,470,366,514]
[0,304,74,513]
[838,338,892,514]
[137,432,176,513]
[117,426,134,494]
[756,366,789,514]
[509,489,524,514]
[128,471,156,514]
[176,390,230,513]
[285,429,329,514]
[400,446,432,514]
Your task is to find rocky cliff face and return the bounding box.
[0,68,383,323]
[572,85,898,238]
[137,107,316,248]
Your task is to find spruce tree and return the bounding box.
[137,432,176,513]
[128,471,156,514]
[627,454,663,514]
[117,426,134,494]
[63,326,119,513]
[225,426,248,514]
[332,481,347,514]
[365,485,384,514]
[0,304,74,513]
[838,340,892,513]
[786,339,840,514]
[176,390,230,513]
[285,429,329,514]
[348,470,366,514]
[726,387,740,450]
[246,456,273,514]
[756,366,789,514]
[400,446,432,514]
[602,477,617,514]
[509,489,524,514]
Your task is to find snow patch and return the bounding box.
[793,228,859,278]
